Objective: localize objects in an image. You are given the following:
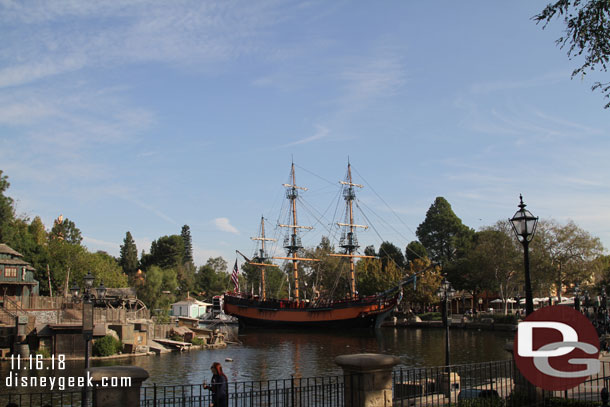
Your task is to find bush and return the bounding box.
[92,335,123,357]
[36,348,51,358]
[545,398,601,407]
[418,312,442,321]
[191,337,205,346]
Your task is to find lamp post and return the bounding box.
[437,278,456,369]
[71,271,107,407]
[574,284,581,312]
[509,194,539,316]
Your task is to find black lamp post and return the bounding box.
[509,195,539,316]
[574,284,581,312]
[71,271,106,407]
[437,278,456,369]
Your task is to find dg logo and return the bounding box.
[514,305,600,391]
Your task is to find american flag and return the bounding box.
[231,259,239,292]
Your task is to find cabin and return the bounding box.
[171,296,211,319]
[0,243,39,305]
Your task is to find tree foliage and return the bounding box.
[534,0,610,108]
[406,240,428,264]
[416,197,474,266]
[50,217,82,245]
[181,225,194,266]
[119,231,139,276]
[0,170,15,243]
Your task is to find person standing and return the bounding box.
[203,362,228,407]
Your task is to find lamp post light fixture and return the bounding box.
[70,271,107,407]
[437,278,456,370]
[509,194,539,316]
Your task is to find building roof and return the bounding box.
[172,298,211,307]
[0,244,23,257]
[0,258,30,266]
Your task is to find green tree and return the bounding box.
[50,217,82,245]
[0,170,15,243]
[534,1,610,108]
[142,235,184,270]
[137,266,178,310]
[416,197,474,266]
[181,225,194,266]
[195,260,231,298]
[119,231,139,276]
[406,241,428,264]
[378,241,405,271]
[532,219,604,299]
[356,258,402,296]
[404,258,442,305]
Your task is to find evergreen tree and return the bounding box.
[416,197,474,266]
[119,231,139,276]
[405,240,428,264]
[0,170,15,243]
[50,217,83,245]
[181,225,194,266]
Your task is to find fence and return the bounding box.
[140,376,344,407]
[3,360,610,406]
[0,389,90,407]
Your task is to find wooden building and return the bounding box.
[0,243,39,302]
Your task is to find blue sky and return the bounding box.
[1,1,609,269]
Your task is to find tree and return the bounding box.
[532,219,604,299]
[404,258,442,305]
[0,170,15,243]
[50,216,83,245]
[406,241,428,264]
[137,266,178,311]
[119,231,139,276]
[534,1,610,108]
[141,235,184,270]
[356,258,402,296]
[416,197,474,266]
[378,241,405,271]
[181,225,194,266]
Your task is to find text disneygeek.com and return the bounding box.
[5,372,131,391]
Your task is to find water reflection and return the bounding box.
[0,327,514,393]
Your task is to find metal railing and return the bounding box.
[4,360,610,406]
[0,389,90,406]
[140,376,344,407]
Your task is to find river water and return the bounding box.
[101,327,514,385]
[0,327,514,394]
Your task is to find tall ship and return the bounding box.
[223,162,414,328]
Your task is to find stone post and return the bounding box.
[90,366,149,407]
[335,353,399,407]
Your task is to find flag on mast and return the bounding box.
[231,259,240,292]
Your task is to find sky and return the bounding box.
[1,1,609,270]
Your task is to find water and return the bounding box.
[100,327,514,385]
[0,327,514,394]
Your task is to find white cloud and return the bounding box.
[214,217,240,235]
[282,125,329,148]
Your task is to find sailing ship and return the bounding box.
[223,162,413,328]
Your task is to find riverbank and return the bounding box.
[382,317,518,331]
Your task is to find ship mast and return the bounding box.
[250,216,277,300]
[330,162,375,299]
[276,163,316,302]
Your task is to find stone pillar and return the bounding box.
[335,353,399,407]
[90,366,149,407]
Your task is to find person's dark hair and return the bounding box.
[211,362,227,379]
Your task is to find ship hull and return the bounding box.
[223,294,398,329]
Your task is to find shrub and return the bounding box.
[191,337,205,346]
[36,348,51,358]
[418,312,442,321]
[92,335,123,357]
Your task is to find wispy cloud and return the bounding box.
[282,125,329,148]
[214,217,240,235]
[82,236,119,252]
[469,71,569,94]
